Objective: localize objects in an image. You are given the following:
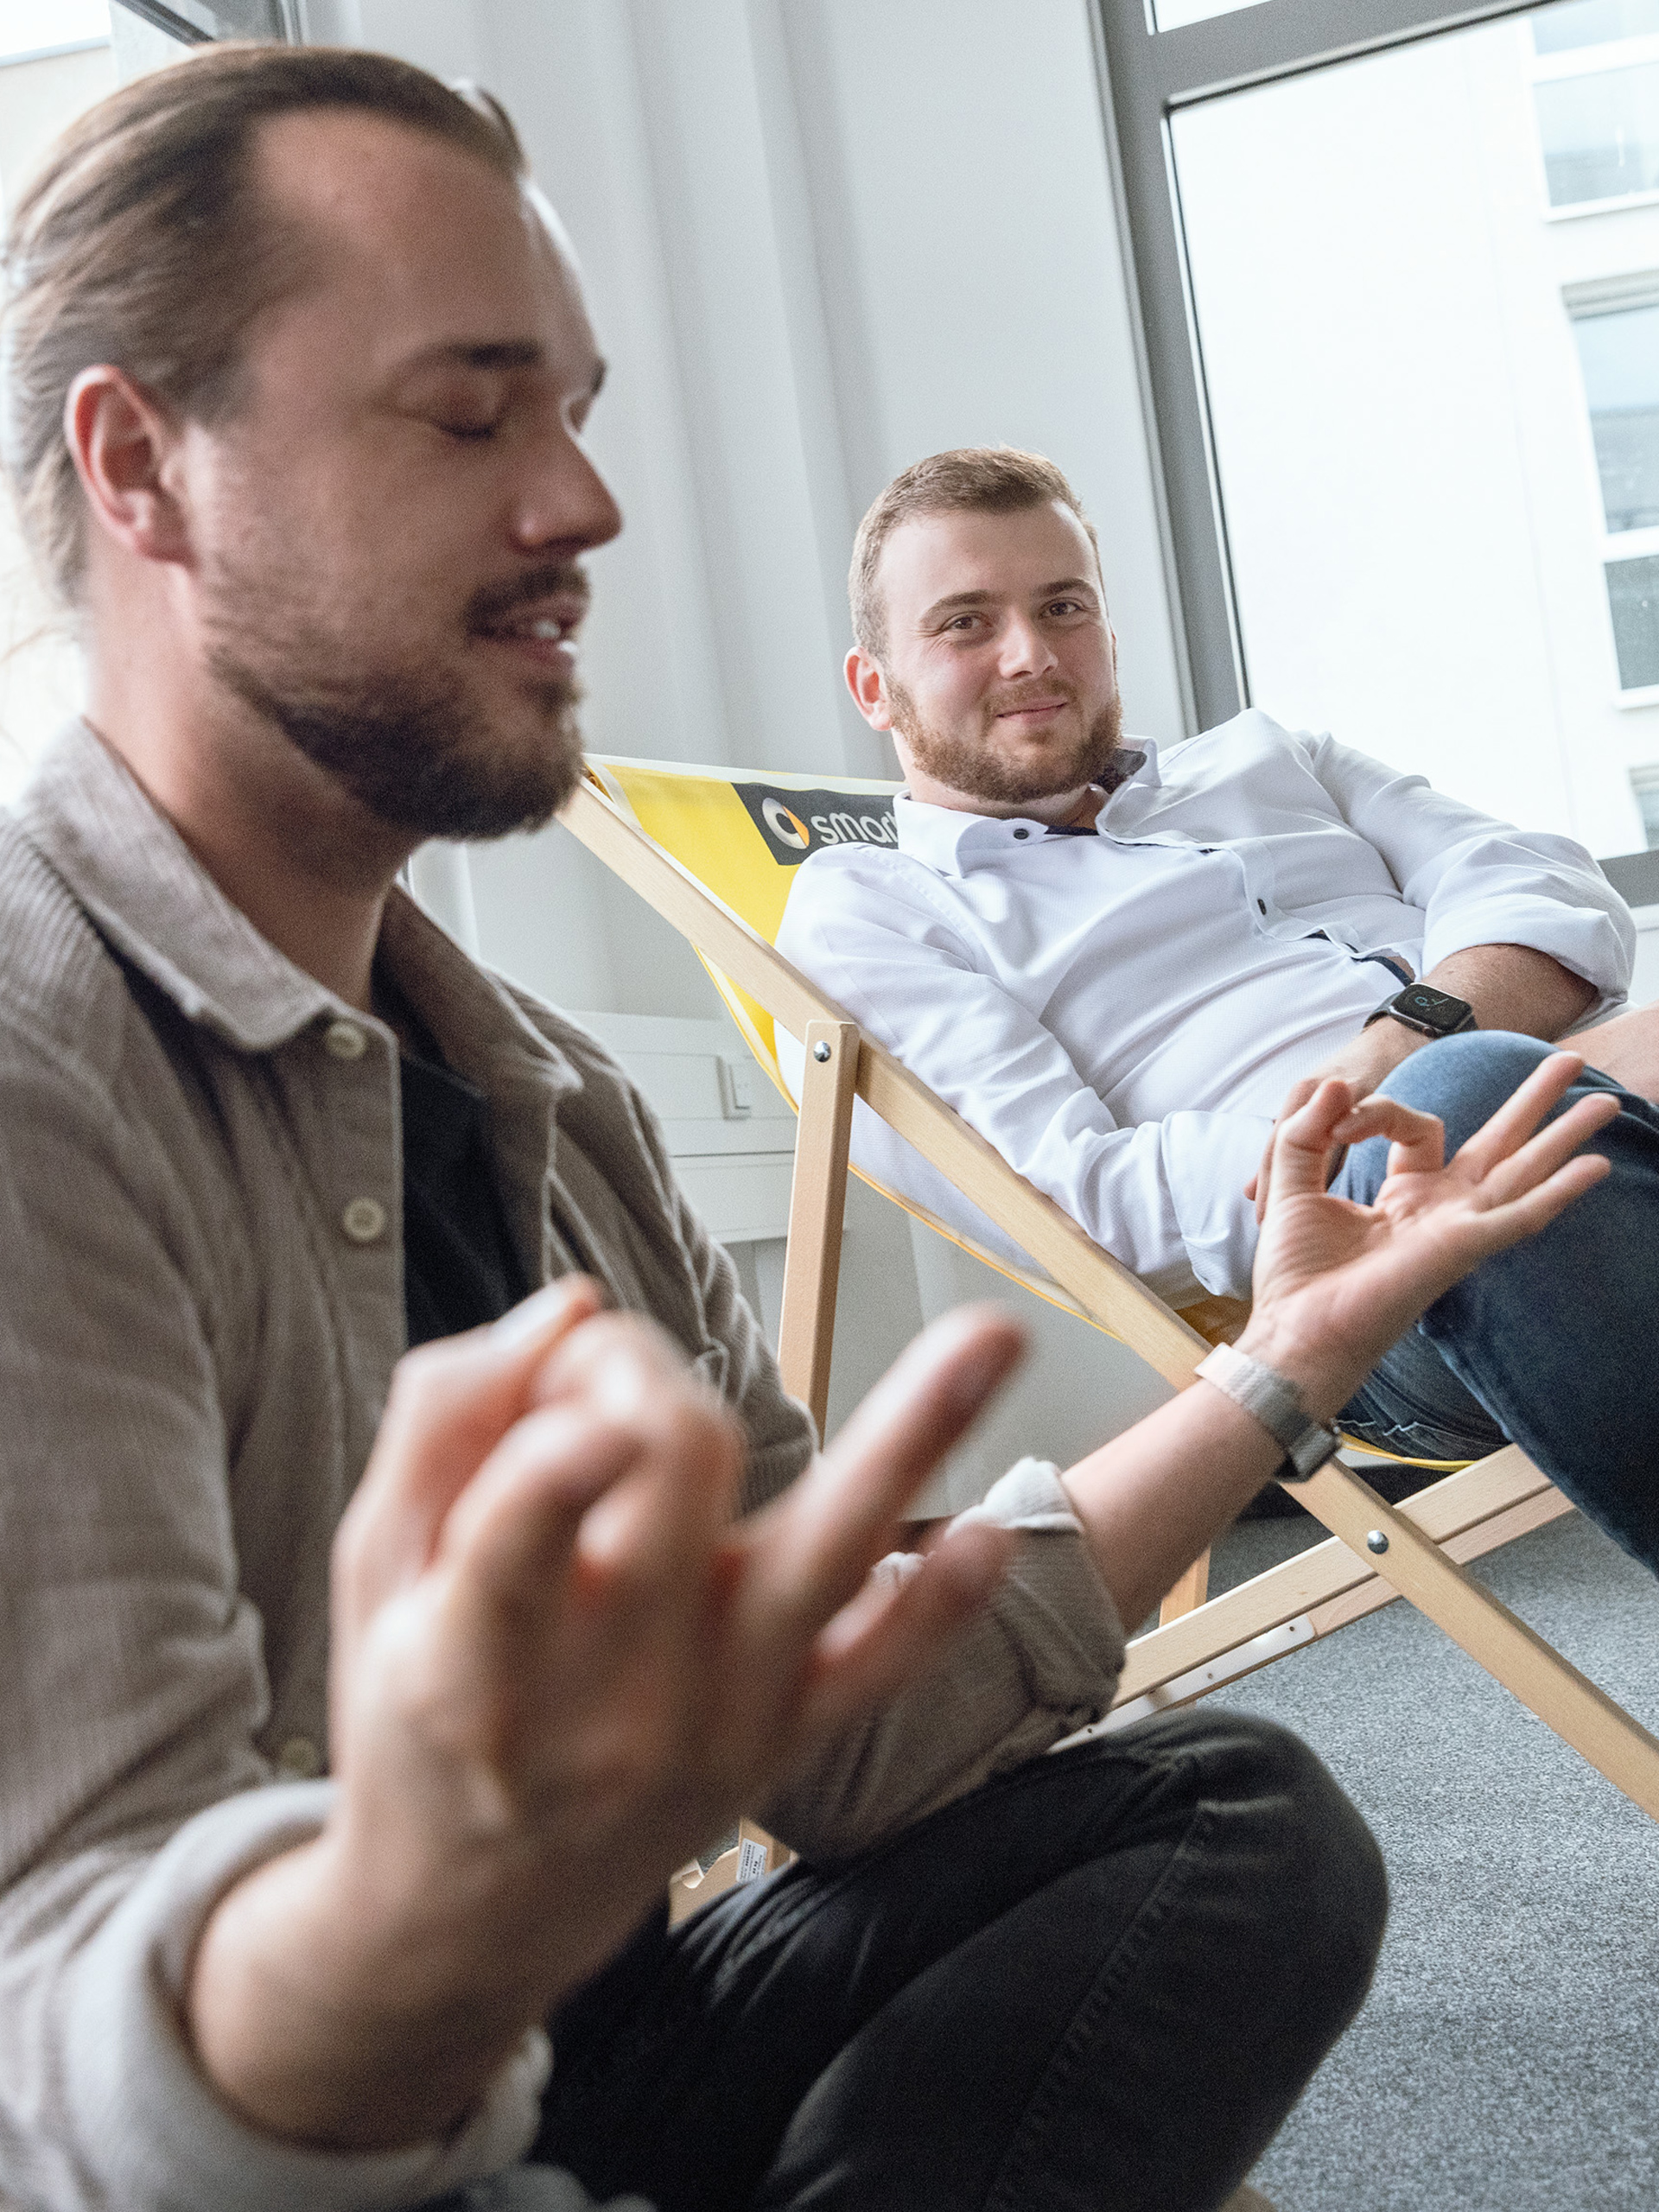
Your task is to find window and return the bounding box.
[1533,0,1659,52]
[0,0,110,63]
[1630,760,1659,842]
[1571,295,1659,533]
[1097,0,1659,887]
[0,0,287,803]
[1533,57,1659,207]
[1609,555,1659,688]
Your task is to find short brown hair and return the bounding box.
[2,42,524,605]
[849,446,1102,660]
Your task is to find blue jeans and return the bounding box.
[1333,1031,1659,1573]
[481,1713,1384,2212]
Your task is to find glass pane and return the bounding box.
[1573,302,1659,530]
[1154,0,1265,29]
[0,0,108,59]
[1169,6,1659,858]
[115,0,286,40]
[1532,0,1659,53]
[1609,555,1659,686]
[1535,60,1659,203]
[1630,766,1659,842]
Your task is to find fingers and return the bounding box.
[751,1306,1025,1629]
[1251,1078,1319,1221]
[1464,1086,1618,1203]
[1315,1090,1448,1179]
[1444,1051,1591,1180]
[520,1311,742,1582]
[435,1404,642,1606]
[1266,1079,1371,1201]
[336,1280,607,1620]
[796,1521,1017,1742]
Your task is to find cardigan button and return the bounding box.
[341,1197,387,1244]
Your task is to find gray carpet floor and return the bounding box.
[1201,1509,1659,2210]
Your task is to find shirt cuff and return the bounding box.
[1421,891,1634,1019]
[67,1782,553,2212]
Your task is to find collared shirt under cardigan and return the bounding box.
[0,722,1125,2212]
[776,710,1634,1308]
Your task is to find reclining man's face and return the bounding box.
[863,503,1122,811]
[188,110,621,841]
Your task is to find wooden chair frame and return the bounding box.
[563,775,1659,1821]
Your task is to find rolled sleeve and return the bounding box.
[760,1460,1126,1857]
[64,1784,550,2212]
[1312,734,1635,1011]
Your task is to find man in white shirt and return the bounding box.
[778,448,1659,1560]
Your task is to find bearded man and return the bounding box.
[778,446,1659,1553]
[0,48,1623,2212]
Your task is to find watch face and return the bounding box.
[1393,986,1472,1033]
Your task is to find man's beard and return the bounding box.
[890,677,1126,807]
[204,557,589,842]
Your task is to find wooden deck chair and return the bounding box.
[564,755,1659,1822]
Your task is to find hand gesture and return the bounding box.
[191,1284,1023,2152]
[1241,1052,1616,1410]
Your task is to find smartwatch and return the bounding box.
[1363,983,1476,1040]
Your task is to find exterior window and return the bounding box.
[0,1,109,60]
[1630,763,1659,844]
[1608,555,1659,690]
[1571,299,1659,532]
[1534,58,1659,206]
[1533,0,1659,53]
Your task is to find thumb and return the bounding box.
[1266,1079,1362,1205]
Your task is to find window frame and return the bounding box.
[1090,0,1557,734]
[112,0,300,46]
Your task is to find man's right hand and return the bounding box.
[186,1284,1023,2155]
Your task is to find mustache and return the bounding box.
[985,678,1079,716]
[465,561,592,634]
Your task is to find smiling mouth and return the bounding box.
[474,601,590,664]
[995,696,1071,721]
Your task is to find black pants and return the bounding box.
[531,1711,1387,2212]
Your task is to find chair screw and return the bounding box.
[813,1041,832,1062]
[1365,1529,1389,1554]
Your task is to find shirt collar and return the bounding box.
[893,739,1160,877]
[14,720,578,1098]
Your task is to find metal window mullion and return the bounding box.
[1096,3,1249,728]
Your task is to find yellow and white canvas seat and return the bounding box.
[567,754,1659,1821]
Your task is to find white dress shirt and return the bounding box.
[776,712,1633,1306]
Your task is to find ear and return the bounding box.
[844,645,894,732]
[64,365,193,569]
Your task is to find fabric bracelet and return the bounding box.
[1194,1341,1339,1483]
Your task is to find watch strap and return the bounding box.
[1195,1342,1338,1483]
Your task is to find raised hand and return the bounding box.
[1241,1052,1618,1405]
[189,1283,1023,2154]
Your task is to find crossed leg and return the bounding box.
[1335,1031,1659,1573]
[527,1713,1385,2212]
